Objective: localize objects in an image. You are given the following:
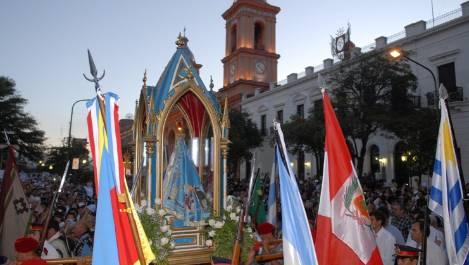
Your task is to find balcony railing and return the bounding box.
[449,86,464,102]
[426,86,464,106]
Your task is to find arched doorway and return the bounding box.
[394,141,409,185]
[369,145,380,180]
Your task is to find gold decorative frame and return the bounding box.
[154,79,223,214]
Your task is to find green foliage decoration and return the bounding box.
[136,199,174,265]
[204,199,255,262]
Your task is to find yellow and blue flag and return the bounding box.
[87,92,154,265]
[429,98,469,265]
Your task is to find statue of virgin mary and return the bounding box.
[162,129,210,226]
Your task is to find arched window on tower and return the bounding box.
[254,22,264,50]
[230,24,237,53]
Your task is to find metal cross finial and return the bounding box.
[83,49,105,92]
[209,75,214,91]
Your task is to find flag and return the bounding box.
[0,146,31,261]
[429,98,469,265]
[267,159,277,227]
[274,122,318,265]
[315,90,382,265]
[87,92,155,265]
[248,171,266,225]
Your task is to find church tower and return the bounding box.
[218,0,280,107]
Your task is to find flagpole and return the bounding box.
[39,161,70,252]
[123,189,146,265]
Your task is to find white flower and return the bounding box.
[249,234,254,239]
[205,239,213,247]
[214,221,224,229]
[145,207,156,215]
[158,208,166,216]
[208,230,216,237]
[246,227,252,233]
[229,212,237,221]
[236,207,241,213]
[160,225,169,233]
[136,206,143,214]
[166,230,172,236]
[155,198,162,205]
[149,240,153,246]
[208,219,216,227]
[226,205,233,212]
[160,237,169,245]
[140,200,147,207]
[170,241,176,249]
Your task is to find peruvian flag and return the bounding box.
[315,90,382,265]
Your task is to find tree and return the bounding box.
[227,109,263,178]
[389,107,438,182]
[281,104,325,176]
[44,138,91,183]
[0,77,45,161]
[330,53,418,177]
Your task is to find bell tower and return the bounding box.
[219,0,280,108]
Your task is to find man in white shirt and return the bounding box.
[409,219,448,265]
[370,209,396,265]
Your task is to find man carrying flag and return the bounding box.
[315,89,382,265]
[274,122,318,265]
[0,145,31,262]
[428,86,469,265]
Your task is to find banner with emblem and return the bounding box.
[0,146,31,261]
[315,90,382,265]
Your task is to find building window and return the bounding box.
[260,114,267,136]
[297,104,304,119]
[254,22,264,50]
[230,24,237,53]
[276,110,283,124]
[438,62,461,101]
[313,99,323,117]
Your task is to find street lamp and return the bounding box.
[67,99,89,154]
[388,47,438,109]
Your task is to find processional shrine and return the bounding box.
[133,34,230,264]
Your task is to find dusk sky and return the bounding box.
[0,0,465,146]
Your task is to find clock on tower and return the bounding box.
[219,0,280,108]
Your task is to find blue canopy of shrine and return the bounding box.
[147,39,221,115]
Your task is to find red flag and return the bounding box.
[315,91,382,265]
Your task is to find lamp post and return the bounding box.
[400,154,410,188]
[388,47,438,109]
[67,99,89,156]
[389,47,438,265]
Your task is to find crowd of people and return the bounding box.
[1,172,96,264]
[230,172,456,265]
[2,168,466,264]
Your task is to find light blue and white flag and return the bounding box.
[429,98,469,265]
[267,158,277,227]
[274,122,318,265]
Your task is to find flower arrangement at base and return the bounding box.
[136,198,175,265]
[204,199,255,262]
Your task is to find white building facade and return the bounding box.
[240,1,469,184]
